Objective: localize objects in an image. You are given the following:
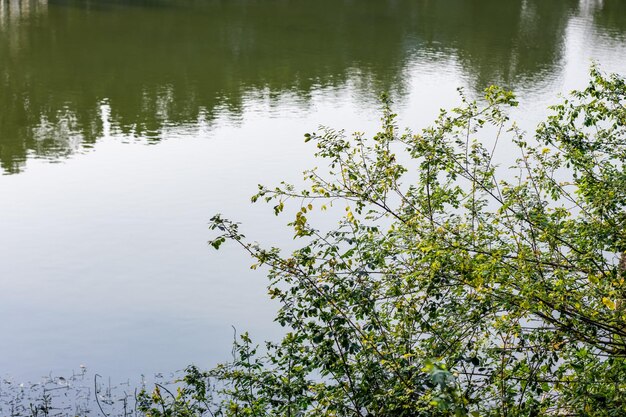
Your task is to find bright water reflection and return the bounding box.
[0,0,625,381]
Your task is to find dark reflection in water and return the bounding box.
[429,0,576,88]
[591,0,626,39]
[0,0,624,174]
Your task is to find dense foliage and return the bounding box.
[142,68,626,416]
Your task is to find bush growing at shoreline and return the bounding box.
[150,68,626,416]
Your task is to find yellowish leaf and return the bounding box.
[602,297,616,310]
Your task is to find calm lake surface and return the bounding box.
[1,0,625,381]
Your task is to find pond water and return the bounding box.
[1,0,625,382]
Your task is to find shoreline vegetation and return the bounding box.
[5,68,626,416]
[0,367,173,416]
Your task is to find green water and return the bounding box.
[0,0,625,381]
[3,0,623,173]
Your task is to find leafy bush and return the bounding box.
[144,67,626,416]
